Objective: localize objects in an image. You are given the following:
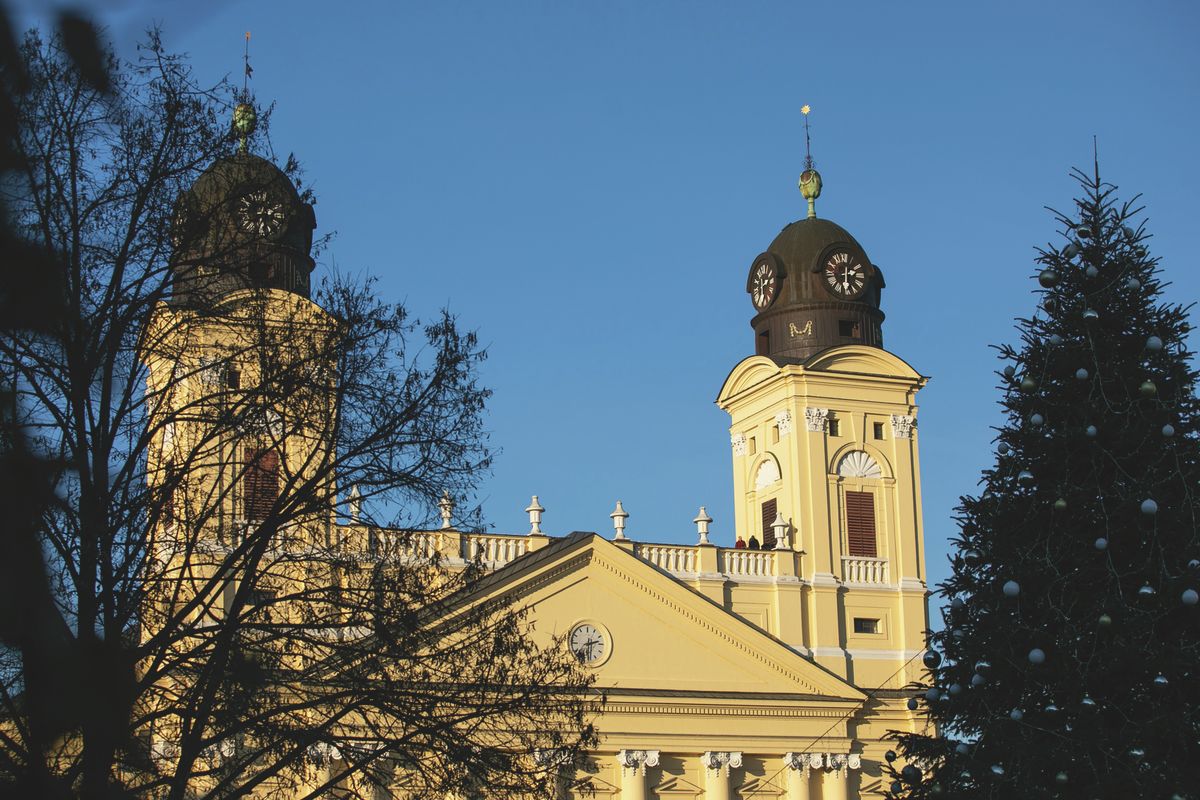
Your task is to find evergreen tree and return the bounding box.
[886,166,1200,800]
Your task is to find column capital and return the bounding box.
[617,749,660,775]
[702,751,743,775]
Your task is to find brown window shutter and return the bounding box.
[761,498,778,550]
[845,491,877,557]
[243,448,280,520]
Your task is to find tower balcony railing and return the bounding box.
[720,548,776,577]
[841,555,889,585]
[634,543,699,575]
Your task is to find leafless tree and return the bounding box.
[0,23,597,800]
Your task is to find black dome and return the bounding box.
[746,216,885,362]
[170,153,317,304]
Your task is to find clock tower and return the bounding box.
[717,166,929,687]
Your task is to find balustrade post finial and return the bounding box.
[525,495,545,535]
[693,506,713,545]
[347,484,361,523]
[772,512,789,550]
[610,500,629,540]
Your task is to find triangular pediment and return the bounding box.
[468,535,864,701]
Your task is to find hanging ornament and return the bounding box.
[1028,648,1046,664]
[1122,225,1135,239]
[902,765,921,784]
[1003,365,1015,378]
[955,743,970,756]
[951,597,965,610]
[1146,335,1164,351]
[974,660,991,674]
[998,442,1010,455]
[1054,498,1067,511]
[1029,413,1044,426]
[1076,226,1090,239]
[1018,470,1035,484]
[1085,265,1099,278]
[964,549,982,563]
[1081,696,1097,710]
[1009,708,1023,721]
[1129,747,1145,761]
[1182,589,1198,606]
[885,750,897,763]
[1153,674,1169,688]
[1063,243,1080,258]
[1126,277,1141,290]
[1038,268,1059,288]
[1189,559,1200,572]
[949,683,963,696]
[1163,424,1176,437]
[1075,368,1089,380]
[1055,772,1069,785]
[1138,584,1156,598]
[1020,376,1037,392]
[1003,580,1020,597]
[907,697,919,710]
[923,650,942,669]
[1094,537,1108,550]
[1086,424,1098,437]
[890,781,903,795]
[1044,703,1059,714]
[1098,613,1113,627]
[991,765,1005,776]
[1141,499,1158,515]
[1083,308,1099,321]
[1049,333,1064,345]
[925,687,940,701]
[1135,245,1147,257]
[1139,380,1157,397]
[970,674,985,687]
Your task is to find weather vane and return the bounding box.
[234,31,257,153]
[798,104,822,219]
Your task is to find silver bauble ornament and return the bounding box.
[1153,674,1168,688]
[1003,580,1020,597]
[907,697,918,710]
[1075,368,1089,380]
[1003,365,1015,378]
[1182,589,1199,606]
[1146,335,1164,351]
[991,765,1005,776]
[1038,268,1059,288]
[1081,696,1097,709]
[1163,424,1176,437]
[1009,708,1023,721]
[1141,498,1158,515]
[885,749,897,763]
[1189,559,1200,571]
[926,687,940,701]
[1126,277,1142,290]
[1055,772,1068,785]
[1028,648,1046,664]
[1098,613,1113,627]
[1029,413,1045,426]
[1018,470,1035,484]
[1094,537,1108,550]
[949,683,963,696]
[1129,747,1145,761]
[951,597,965,610]
[1138,584,1156,598]
[1020,376,1037,391]
[1086,424,1098,437]
[1139,380,1157,397]
[1083,308,1099,321]
[1076,226,1090,239]
[1122,225,1135,238]
[974,660,991,674]
[1049,333,1064,345]
[998,442,1010,455]
[1086,265,1099,278]
[955,743,970,756]
[971,674,985,687]
[1054,498,1068,511]
[1044,703,1059,713]
[923,650,942,668]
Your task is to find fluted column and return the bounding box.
[617,750,658,800]
[783,753,810,800]
[702,751,741,800]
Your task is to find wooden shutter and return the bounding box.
[845,491,877,557]
[761,498,778,550]
[243,448,280,520]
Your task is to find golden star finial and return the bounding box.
[801,104,811,115]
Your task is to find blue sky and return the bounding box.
[17,1,1200,593]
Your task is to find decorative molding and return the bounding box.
[702,751,743,774]
[804,407,829,433]
[775,409,793,436]
[618,749,660,775]
[731,432,747,456]
[837,451,882,479]
[754,457,781,489]
[890,414,916,439]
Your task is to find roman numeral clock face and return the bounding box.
[750,255,779,310]
[822,249,869,300]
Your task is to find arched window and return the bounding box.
[243,448,280,521]
[754,457,781,489]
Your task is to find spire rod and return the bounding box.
[798,104,822,219]
[233,31,257,153]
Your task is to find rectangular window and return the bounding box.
[845,490,877,558]
[761,498,778,550]
[828,418,840,436]
[771,425,780,444]
[757,329,770,356]
[838,320,861,338]
[873,421,885,440]
[226,368,241,390]
[748,436,757,455]
[243,448,280,521]
[853,617,880,634]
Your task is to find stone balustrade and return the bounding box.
[841,555,889,585]
[721,548,776,577]
[636,543,698,575]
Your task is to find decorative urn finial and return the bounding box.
[798,104,821,219]
[233,102,257,153]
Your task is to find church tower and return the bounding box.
[716,159,929,688]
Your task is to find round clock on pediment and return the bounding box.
[569,622,609,666]
[749,252,782,310]
[821,247,869,301]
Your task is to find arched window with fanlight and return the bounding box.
[753,456,783,548]
[837,450,884,558]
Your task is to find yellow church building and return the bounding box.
[146,113,930,799]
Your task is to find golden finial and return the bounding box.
[798,104,821,219]
[233,32,256,153]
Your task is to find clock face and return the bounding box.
[569,623,607,665]
[822,249,869,300]
[238,190,286,237]
[749,254,779,310]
